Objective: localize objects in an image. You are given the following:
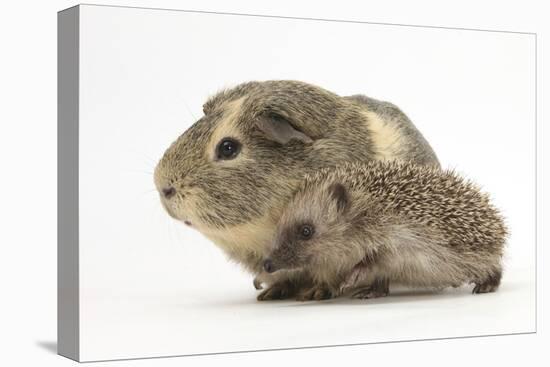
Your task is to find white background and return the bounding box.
[75,3,537,362]
[0,0,547,366]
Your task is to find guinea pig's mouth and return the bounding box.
[160,199,179,219]
[163,206,193,227]
[159,197,193,227]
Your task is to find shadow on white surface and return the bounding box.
[36,341,57,354]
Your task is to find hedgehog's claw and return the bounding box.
[350,277,390,299]
[257,281,295,301]
[472,271,501,294]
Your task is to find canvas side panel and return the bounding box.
[57,5,80,362]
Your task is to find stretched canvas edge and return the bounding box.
[57,5,80,362]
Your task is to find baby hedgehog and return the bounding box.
[262,161,507,301]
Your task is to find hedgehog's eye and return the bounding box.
[216,138,241,160]
[268,112,286,122]
[299,224,314,240]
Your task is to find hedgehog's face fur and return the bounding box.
[264,181,365,280]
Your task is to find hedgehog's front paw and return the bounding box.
[350,278,390,299]
[296,285,333,301]
[257,281,296,301]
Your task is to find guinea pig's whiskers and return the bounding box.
[165,217,180,250]
[169,219,190,256]
[136,188,158,197]
[182,99,197,121]
[124,169,154,176]
[125,147,160,170]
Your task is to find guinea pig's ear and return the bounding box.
[256,113,313,145]
[202,103,210,115]
[328,183,348,214]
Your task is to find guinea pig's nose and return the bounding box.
[161,186,176,199]
[263,259,275,273]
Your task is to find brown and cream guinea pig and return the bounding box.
[153,80,439,300]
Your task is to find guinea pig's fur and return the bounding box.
[265,161,507,300]
[154,80,440,299]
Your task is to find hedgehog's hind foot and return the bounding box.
[472,271,502,294]
[351,277,390,299]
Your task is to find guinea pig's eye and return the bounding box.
[299,224,314,240]
[216,138,241,160]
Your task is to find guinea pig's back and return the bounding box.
[345,95,440,167]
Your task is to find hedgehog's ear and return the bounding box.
[256,112,313,144]
[328,183,348,214]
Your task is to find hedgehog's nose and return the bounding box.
[263,259,275,273]
[161,186,176,199]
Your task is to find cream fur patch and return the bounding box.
[202,213,278,262]
[362,110,403,161]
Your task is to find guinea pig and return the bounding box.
[153,80,440,300]
[263,161,507,301]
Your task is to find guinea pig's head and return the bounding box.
[263,180,354,274]
[154,81,347,234]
